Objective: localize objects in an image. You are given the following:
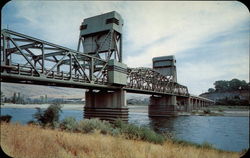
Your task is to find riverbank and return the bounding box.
[189,105,249,117]
[1,103,249,117]
[0,123,241,158]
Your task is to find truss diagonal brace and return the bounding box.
[8,35,40,75]
[45,52,70,77]
[72,54,90,82]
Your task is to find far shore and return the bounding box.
[1,103,84,111]
[1,103,249,117]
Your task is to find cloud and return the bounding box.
[122,1,249,66]
[2,1,249,95]
[176,23,249,94]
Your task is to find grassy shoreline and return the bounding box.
[0,122,243,158]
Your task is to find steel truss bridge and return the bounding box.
[1,29,189,97]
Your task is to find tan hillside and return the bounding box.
[1,82,85,99]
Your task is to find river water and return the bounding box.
[1,106,249,152]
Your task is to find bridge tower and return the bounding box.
[152,55,177,82]
[78,11,128,121]
[149,56,178,116]
[77,11,123,62]
[150,55,191,114]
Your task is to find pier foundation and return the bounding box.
[84,89,128,122]
[149,95,177,117]
[185,97,191,112]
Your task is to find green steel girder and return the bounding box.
[1,29,191,97]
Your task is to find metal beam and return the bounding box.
[45,52,70,77]
[72,54,90,82]
[8,36,40,75]
[7,43,36,54]
[2,29,105,62]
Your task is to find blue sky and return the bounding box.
[2,1,249,95]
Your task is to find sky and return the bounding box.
[2,1,249,95]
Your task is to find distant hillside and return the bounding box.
[1,83,85,99]
[200,90,249,101]
[200,90,249,105]
[200,79,249,105]
[1,83,148,101]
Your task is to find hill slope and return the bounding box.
[200,90,249,104]
[1,83,148,101]
[1,83,85,99]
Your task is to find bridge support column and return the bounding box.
[149,95,177,117]
[84,89,128,122]
[190,99,193,111]
[186,97,191,112]
[176,97,191,112]
[195,99,198,110]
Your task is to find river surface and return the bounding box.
[1,106,249,152]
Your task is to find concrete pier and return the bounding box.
[148,95,177,117]
[84,89,128,121]
[176,97,191,112]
